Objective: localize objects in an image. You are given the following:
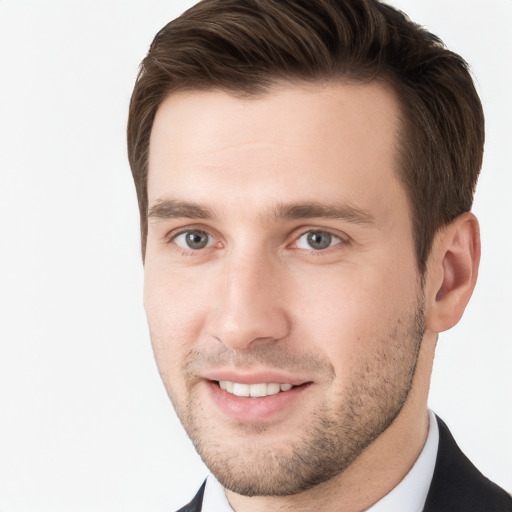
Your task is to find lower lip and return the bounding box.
[206,381,311,423]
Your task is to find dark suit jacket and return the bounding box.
[176,416,512,511]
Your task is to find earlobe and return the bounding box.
[425,212,480,333]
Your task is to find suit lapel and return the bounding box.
[423,416,512,511]
[175,480,206,512]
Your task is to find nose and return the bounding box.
[208,252,290,351]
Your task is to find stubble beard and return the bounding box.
[168,297,425,497]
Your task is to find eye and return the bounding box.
[295,231,342,251]
[173,230,213,250]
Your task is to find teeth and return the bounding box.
[218,381,296,397]
[267,383,281,395]
[249,383,267,397]
[233,383,250,397]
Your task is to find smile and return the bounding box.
[218,381,295,397]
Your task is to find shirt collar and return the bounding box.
[366,410,439,512]
[202,410,439,512]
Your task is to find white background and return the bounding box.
[0,1,510,510]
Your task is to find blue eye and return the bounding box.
[296,231,341,250]
[173,230,212,250]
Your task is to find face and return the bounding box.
[144,82,425,496]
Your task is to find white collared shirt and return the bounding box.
[201,410,439,512]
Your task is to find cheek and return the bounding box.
[143,265,212,375]
[289,262,417,373]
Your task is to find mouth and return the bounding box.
[217,380,296,397]
[206,377,312,422]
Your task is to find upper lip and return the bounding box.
[202,370,311,386]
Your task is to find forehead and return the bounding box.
[147,82,407,225]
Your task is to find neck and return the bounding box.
[225,334,436,512]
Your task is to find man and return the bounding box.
[127,0,512,510]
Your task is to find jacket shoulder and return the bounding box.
[424,416,512,511]
[175,481,206,512]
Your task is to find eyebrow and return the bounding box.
[273,201,374,225]
[148,200,214,220]
[147,198,374,225]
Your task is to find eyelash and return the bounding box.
[165,226,350,255]
[294,231,345,251]
[165,227,218,255]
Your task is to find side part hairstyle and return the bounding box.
[127,0,484,272]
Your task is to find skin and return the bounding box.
[144,82,480,511]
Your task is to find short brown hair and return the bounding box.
[127,0,484,272]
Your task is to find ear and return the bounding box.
[424,212,480,333]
